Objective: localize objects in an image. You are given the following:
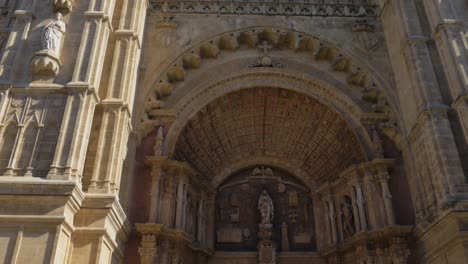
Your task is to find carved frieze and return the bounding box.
[150,1,378,18]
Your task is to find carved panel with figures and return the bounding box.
[215,166,316,252]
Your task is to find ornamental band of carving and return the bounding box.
[150,1,378,18]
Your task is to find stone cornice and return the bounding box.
[150,1,379,18]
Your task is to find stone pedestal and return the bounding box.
[257,224,277,264]
[31,50,61,77]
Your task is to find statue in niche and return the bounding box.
[341,196,356,238]
[41,12,66,54]
[258,190,274,225]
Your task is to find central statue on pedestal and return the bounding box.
[258,189,274,225]
[257,189,276,264]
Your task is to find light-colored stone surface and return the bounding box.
[0,0,466,263]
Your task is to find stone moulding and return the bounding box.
[150,1,378,18]
[31,50,61,77]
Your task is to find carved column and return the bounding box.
[160,174,176,227]
[363,172,381,229]
[206,193,216,248]
[85,0,147,194]
[197,197,204,242]
[350,187,361,233]
[138,234,157,264]
[146,156,165,223]
[48,89,96,182]
[136,223,164,264]
[325,196,338,244]
[378,169,395,225]
[175,174,187,229]
[355,182,368,230]
[335,196,345,242]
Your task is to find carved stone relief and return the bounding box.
[0,94,65,176]
[215,167,316,252]
[340,195,356,239]
[150,0,378,18]
[31,12,67,77]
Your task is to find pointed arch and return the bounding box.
[34,124,60,177]
[16,124,38,172]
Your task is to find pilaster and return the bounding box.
[0,9,33,82]
[70,193,131,264]
[85,0,147,194]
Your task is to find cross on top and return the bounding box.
[258,41,272,56]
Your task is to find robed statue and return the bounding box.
[42,12,66,54]
[258,190,274,225]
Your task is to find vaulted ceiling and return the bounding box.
[174,87,366,186]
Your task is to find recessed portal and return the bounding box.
[215,166,316,252]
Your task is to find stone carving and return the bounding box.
[153,126,164,156]
[248,41,287,69]
[42,13,66,54]
[258,240,277,264]
[32,12,66,77]
[150,1,378,18]
[215,169,316,251]
[258,190,274,225]
[352,20,380,53]
[153,15,178,48]
[53,0,74,12]
[257,188,276,263]
[341,196,356,239]
[252,166,274,177]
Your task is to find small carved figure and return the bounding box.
[258,190,274,225]
[42,12,66,54]
[341,196,356,238]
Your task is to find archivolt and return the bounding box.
[163,69,376,160]
[138,26,399,133]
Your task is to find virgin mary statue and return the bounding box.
[42,12,66,54]
[258,190,274,225]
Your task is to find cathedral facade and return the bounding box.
[0,0,467,263]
